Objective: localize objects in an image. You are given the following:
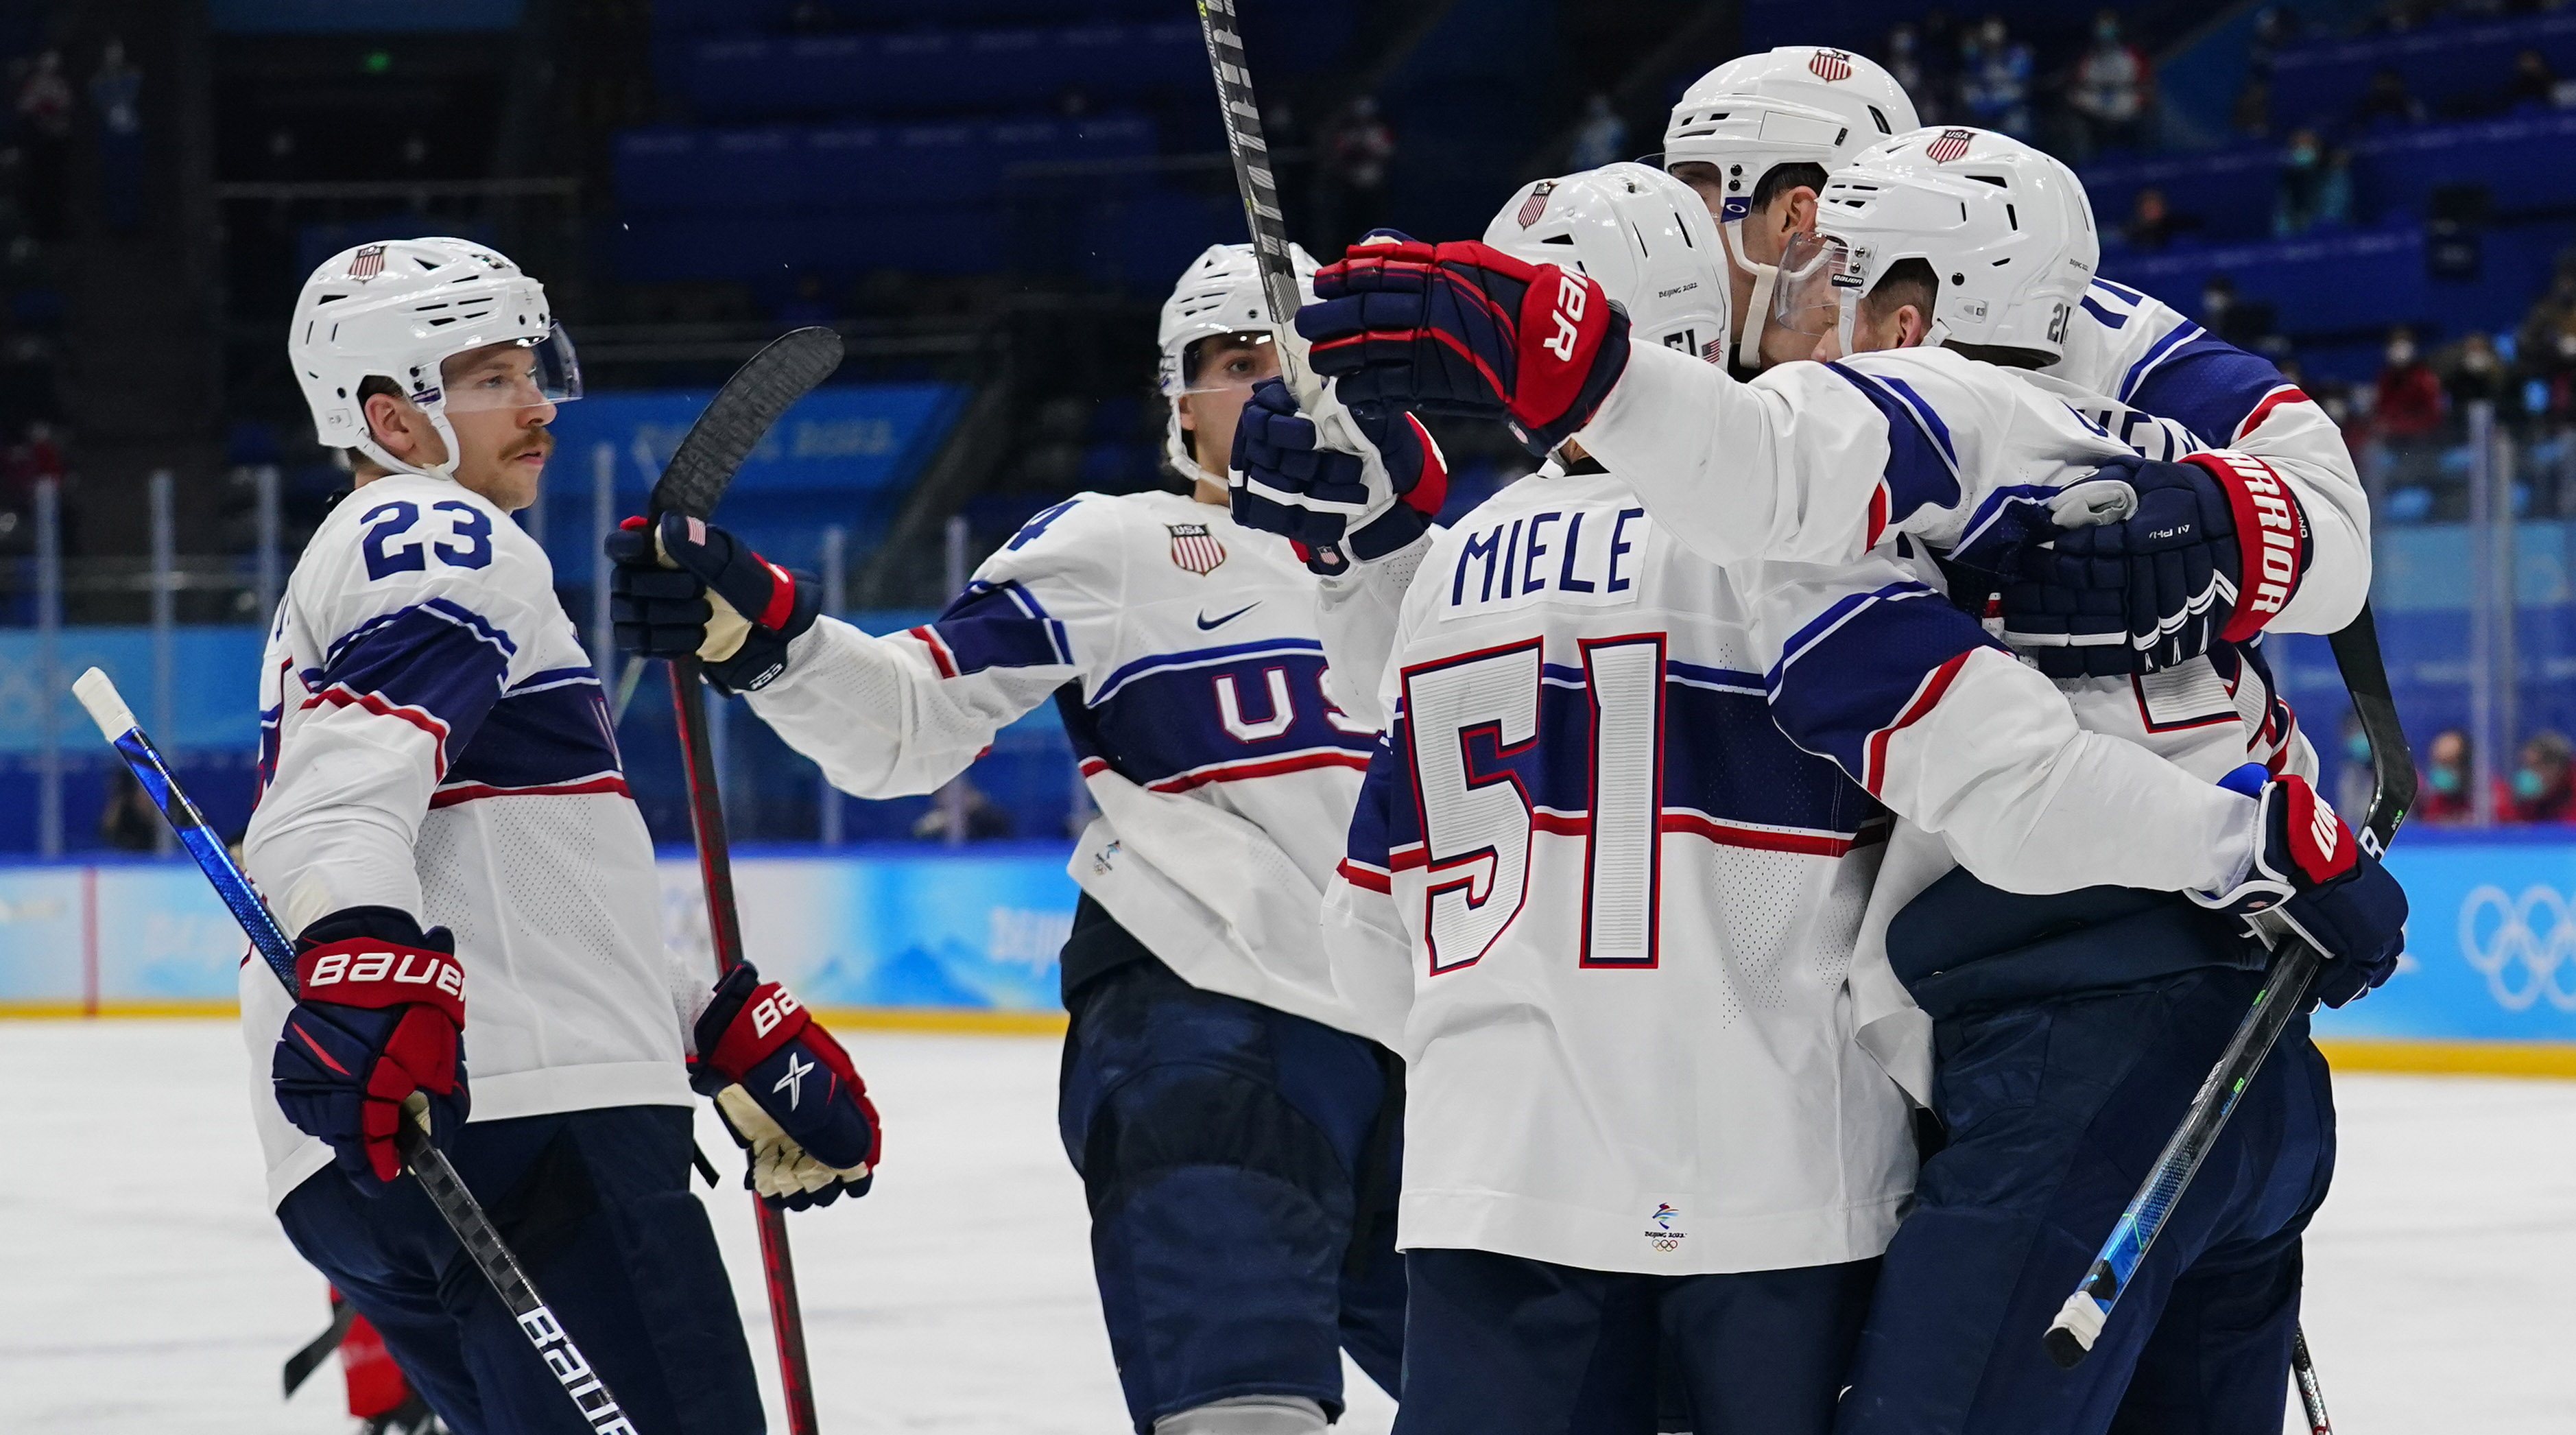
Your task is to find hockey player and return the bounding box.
[1272,145,2406,1434]
[1660,49,2372,677]
[252,237,879,1435]
[603,244,1414,1435]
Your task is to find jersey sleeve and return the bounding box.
[2081,287,2370,635]
[1313,530,1434,732]
[743,495,1121,798]
[1576,342,2134,571]
[1317,584,1447,1048]
[246,502,556,934]
[1744,552,2256,897]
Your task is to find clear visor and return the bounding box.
[1771,230,1855,340]
[438,326,582,414]
[1172,331,1280,396]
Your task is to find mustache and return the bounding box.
[507,431,556,462]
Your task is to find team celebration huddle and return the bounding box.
[228,26,2413,1435]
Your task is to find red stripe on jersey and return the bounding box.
[1387,842,1427,872]
[2234,385,2311,440]
[428,774,633,809]
[1866,483,1891,550]
[303,686,453,779]
[1336,858,1393,894]
[909,626,958,678]
[1862,650,1975,796]
[1141,748,1373,794]
[1659,811,1876,857]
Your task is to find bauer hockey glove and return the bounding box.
[1298,233,1630,456]
[1230,377,1448,575]
[2191,768,2407,1010]
[691,962,879,1211]
[271,907,468,1190]
[2000,453,2312,680]
[606,514,820,693]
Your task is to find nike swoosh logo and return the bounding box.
[1196,603,1260,630]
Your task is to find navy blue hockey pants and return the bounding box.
[1058,899,1406,1432]
[1396,1248,1879,1435]
[278,1105,762,1435]
[1835,966,2336,1435]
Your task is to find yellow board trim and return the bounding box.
[0,1000,1067,1034]
[2314,1037,2576,1078]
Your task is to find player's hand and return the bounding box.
[2000,453,2311,680]
[605,514,820,693]
[1230,377,1448,576]
[1296,233,1629,456]
[270,906,468,1190]
[2191,769,2405,1009]
[690,963,879,1211]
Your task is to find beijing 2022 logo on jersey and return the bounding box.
[1645,1202,1685,1254]
[2460,883,2576,1012]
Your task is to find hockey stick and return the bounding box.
[69,668,641,1435]
[2044,606,2416,1425]
[643,324,846,1435]
[281,1292,355,1398]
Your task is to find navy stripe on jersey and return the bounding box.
[916,580,1072,678]
[435,669,630,807]
[2123,329,2300,449]
[305,600,517,775]
[1765,582,2007,795]
[1071,648,1374,792]
[1343,658,1884,883]
[1826,361,1963,533]
[1092,637,1326,705]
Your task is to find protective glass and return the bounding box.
[438,326,583,413]
[1770,230,1855,340]
[1174,331,1280,396]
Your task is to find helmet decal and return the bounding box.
[1516,180,1559,229]
[1924,128,1975,164]
[346,245,385,281]
[1809,49,1855,82]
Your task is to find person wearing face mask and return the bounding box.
[1959,14,2034,138]
[2507,731,2576,822]
[2418,727,2478,823]
[2375,325,2444,441]
[2068,9,2152,160]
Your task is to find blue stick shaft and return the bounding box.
[104,724,298,993]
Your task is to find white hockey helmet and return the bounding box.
[1158,241,1320,486]
[1664,47,1920,222]
[289,237,580,480]
[1482,162,1732,379]
[1785,126,2097,363]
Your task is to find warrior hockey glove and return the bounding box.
[2001,453,2311,680]
[271,907,468,1189]
[691,962,879,1211]
[2191,769,2407,1010]
[1230,377,1448,575]
[606,514,820,693]
[1298,233,1629,456]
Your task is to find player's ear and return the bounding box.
[1173,392,1197,436]
[362,390,417,455]
[1900,304,1933,349]
[1777,186,1821,238]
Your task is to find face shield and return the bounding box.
[1171,331,1280,398]
[1768,230,1855,364]
[436,326,583,414]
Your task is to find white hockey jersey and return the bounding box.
[1328,465,1914,1275]
[742,488,1389,1039]
[243,473,694,1208]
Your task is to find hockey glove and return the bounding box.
[1298,233,1629,456]
[605,514,820,693]
[2000,453,2311,680]
[691,962,879,1211]
[271,906,468,1190]
[1230,377,1448,575]
[2191,769,2407,1010]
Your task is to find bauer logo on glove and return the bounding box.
[691,962,881,1210]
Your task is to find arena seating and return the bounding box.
[2269,10,2576,132]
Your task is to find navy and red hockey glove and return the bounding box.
[1296,233,1630,456]
[2192,768,2406,1010]
[271,906,468,1190]
[691,962,879,1211]
[1230,377,1448,575]
[605,513,820,693]
[2001,452,2312,680]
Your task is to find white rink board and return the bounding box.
[0,1020,2565,1434]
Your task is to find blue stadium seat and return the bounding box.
[2267,11,2576,134]
[614,115,1156,217]
[682,21,1203,121]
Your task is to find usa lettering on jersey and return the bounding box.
[1444,501,1651,617]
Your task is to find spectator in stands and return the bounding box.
[2418,726,2477,823]
[88,39,142,235]
[99,767,161,851]
[2333,715,2378,826]
[1959,14,2034,138]
[2352,67,2425,128]
[1317,95,1394,256]
[1568,93,1628,171]
[2374,326,2445,438]
[2505,48,2562,112]
[1885,23,1946,126]
[2273,128,2350,235]
[2122,187,2194,250]
[2444,331,2509,409]
[14,50,71,242]
[2508,730,2576,822]
[911,776,1015,842]
[2069,10,2154,158]
[2199,274,2276,348]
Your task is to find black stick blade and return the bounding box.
[648,327,846,520]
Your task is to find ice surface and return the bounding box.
[0,1020,2563,1433]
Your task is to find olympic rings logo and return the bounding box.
[2457,885,2576,1012]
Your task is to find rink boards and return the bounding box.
[1,834,2574,1070]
